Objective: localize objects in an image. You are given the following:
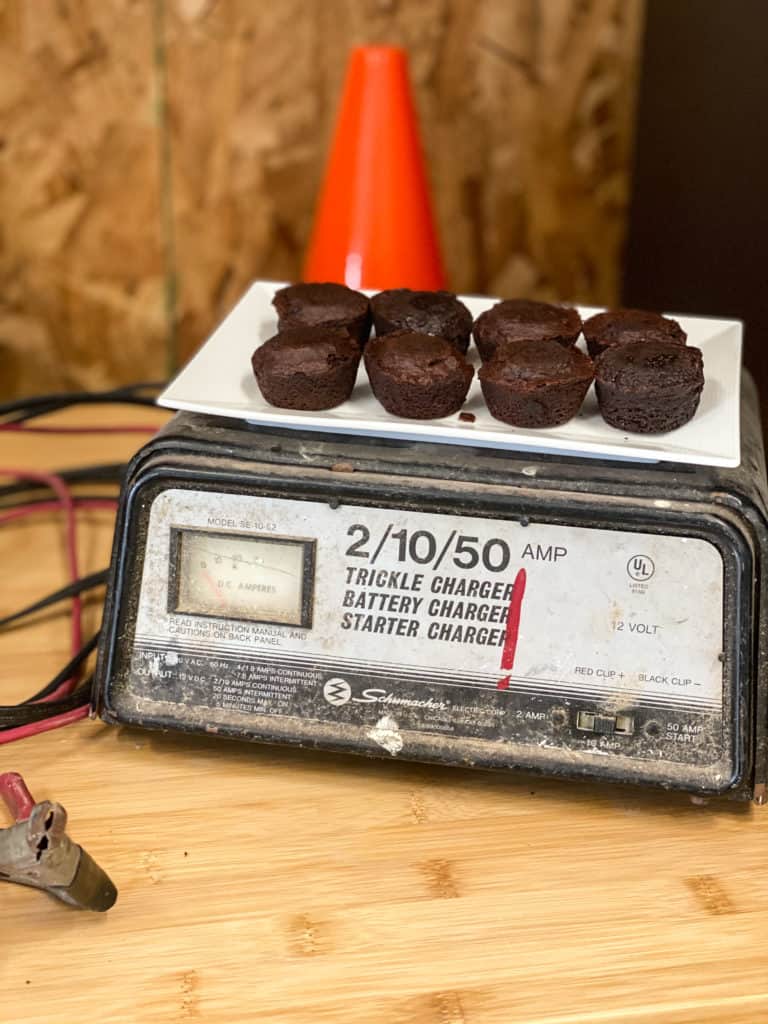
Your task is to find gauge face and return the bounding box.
[170,529,314,626]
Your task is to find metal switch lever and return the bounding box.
[0,772,117,911]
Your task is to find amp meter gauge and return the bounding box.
[170,529,315,628]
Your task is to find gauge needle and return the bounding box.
[202,570,227,608]
[198,548,295,577]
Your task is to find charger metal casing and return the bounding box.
[94,375,768,801]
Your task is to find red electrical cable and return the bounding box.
[0,498,117,702]
[0,469,81,693]
[0,403,156,746]
[38,681,87,705]
[0,704,90,746]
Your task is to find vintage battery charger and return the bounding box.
[93,372,768,802]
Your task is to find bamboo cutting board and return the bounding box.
[1,408,767,1024]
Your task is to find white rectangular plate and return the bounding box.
[158,280,743,467]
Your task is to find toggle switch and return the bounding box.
[576,711,634,736]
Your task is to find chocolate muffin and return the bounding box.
[364,331,474,420]
[595,341,704,434]
[272,282,372,346]
[370,289,473,353]
[473,299,582,362]
[583,308,686,359]
[251,326,361,411]
[479,339,594,428]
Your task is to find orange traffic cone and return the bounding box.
[303,45,447,291]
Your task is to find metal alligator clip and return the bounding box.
[0,772,117,911]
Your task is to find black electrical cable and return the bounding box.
[0,381,166,428]
[0,381,165,737]
[0,678,94,728]
[0,570,109,629]
[0,380,166,419]
[0,493,119,513]
[3,394,162,425]
[20,632,101,705]
[0,632,100,725]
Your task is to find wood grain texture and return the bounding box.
[2,409,768,1024]
[0,0,644,388]
[0,1,168,394]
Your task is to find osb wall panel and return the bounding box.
[0,0,644,392]
[0,1,167,395]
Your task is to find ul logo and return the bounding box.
[323,678,352,706]
[627,555,655,582]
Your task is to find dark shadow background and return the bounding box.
[624,0,768,422]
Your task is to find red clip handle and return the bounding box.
[0,772,36,821]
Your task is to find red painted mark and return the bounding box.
[497,568,527,689]
[0,772,36,821]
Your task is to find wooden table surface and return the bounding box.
[1,407,767,1024]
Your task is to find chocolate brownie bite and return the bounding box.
[251,326,361,411]
[479,339,594,428]
[583,308,686,359]
[364,331,474,419]
[595,341,704,433]
[272,282,372,346]
[370,289,473,353]
[472,299,582,362]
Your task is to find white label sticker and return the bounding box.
[135,490,724,712]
